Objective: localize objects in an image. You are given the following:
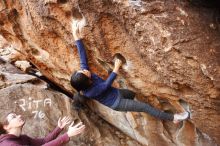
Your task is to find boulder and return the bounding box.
[0,0,219,145]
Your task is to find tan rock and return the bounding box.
[0,0,219,145]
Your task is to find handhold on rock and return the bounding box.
[113,53,127,65]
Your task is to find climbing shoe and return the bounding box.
[173,111,190,123]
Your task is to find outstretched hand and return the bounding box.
[58,116,71,129]
[67,121,85,137]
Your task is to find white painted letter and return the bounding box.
[18,99,26,111]
[44,98,52,107]
[33,100,43,109]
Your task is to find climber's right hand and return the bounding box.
[67,121,85,137]
[113,59,122,73]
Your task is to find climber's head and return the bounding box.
[0,112,25,134]
[77,69,91,78]
[70,69,92,91]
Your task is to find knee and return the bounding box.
[129,90,136,99]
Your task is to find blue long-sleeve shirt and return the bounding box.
[75,40,120,107]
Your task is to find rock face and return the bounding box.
[0,0,219,146]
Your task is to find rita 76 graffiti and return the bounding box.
[15,97,52,119]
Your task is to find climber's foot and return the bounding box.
[173,111,190,124]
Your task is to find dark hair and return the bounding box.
[0,112,12,135]
[0,122,7,134]
[70,71,91,91]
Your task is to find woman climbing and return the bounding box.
[70,20,189,123]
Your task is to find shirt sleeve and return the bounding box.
[91,73,104,82]
[41,133,69,146]
[85,72,117,97]
[27,127,65,145]
[75,40,89,70]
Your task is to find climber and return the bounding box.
[0,112,85,146]
[70,19,189,123]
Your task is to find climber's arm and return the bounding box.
[75,40,89,70]
[71,20,89,70]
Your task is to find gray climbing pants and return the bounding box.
[114,89,174,121]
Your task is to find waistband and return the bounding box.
[109,90,121,109]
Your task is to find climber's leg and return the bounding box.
[114,98,174,121]
[118,89,136,100]
[114,98,190,122]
